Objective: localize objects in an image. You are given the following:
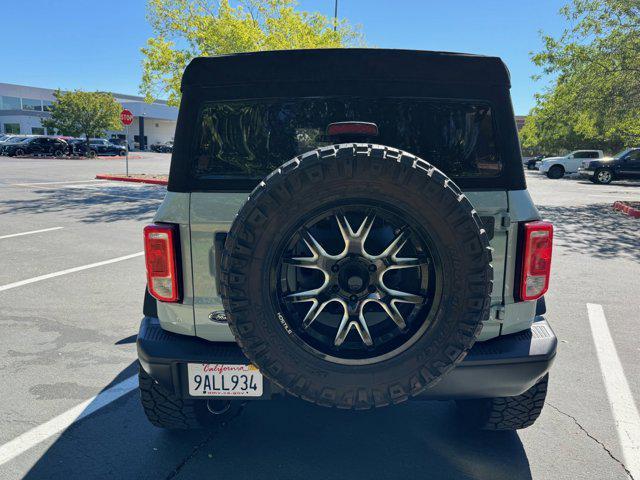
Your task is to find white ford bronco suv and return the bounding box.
[138,49,556,431]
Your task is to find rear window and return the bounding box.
[193,97,502,179]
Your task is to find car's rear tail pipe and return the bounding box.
[206,399,232,415]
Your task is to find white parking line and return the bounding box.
[0,227,63,240]
[0,375,137,467]
[0,252,144,292]
[587,303,640,478]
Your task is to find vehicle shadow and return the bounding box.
[0,184,165,223]
[538,203,640,263]
[114,334,137,345]
[21,364,532,480]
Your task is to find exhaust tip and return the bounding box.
[206,399,232,415]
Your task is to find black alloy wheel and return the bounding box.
[274,204,441,364]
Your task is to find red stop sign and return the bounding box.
[120,109,134,126]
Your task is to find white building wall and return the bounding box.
[145,119,176,145]
[1,83,177,146]
[0,115,49,135]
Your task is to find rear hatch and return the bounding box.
[182,96,518,341]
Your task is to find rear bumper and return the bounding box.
[579,169,595,177]
[137,316,557,401]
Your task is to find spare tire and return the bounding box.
[220,144,493,409]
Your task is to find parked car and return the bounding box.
[66,138,90,157]
[523,155,543,170]
[0,136,26,155]
[87,138,126,157]
[579,147,640,184]
[150,141,173,153]
[109,138,127,147]
[0,135,29,150]
[137,49,556,432]
[537,150,604,179]
[3,136,68,157]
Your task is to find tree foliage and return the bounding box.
[141,0,364,105]
[521,0,640,155]
[42,90,122,139]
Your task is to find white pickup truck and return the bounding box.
[537,150,604,179]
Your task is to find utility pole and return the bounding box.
[334,0,338,31]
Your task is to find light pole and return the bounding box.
[334,0,338,31]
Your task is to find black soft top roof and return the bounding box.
[181,48,511,90]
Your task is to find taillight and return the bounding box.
[519,221,553,301]
[144,224,180,302]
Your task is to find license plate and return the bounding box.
[187,363,263,397]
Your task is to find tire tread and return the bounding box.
[457,374,549,430]
[221,143,494,410]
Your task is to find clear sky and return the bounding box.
[3,0,567,114]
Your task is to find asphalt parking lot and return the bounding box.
[0,156,639,480]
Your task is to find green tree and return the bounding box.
[523,0,640,154]
[141,0,364,105]
[43,90,122,143]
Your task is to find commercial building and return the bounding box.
[0,82,177,150]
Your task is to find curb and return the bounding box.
[613,201,640,218]
[96,174,168,186]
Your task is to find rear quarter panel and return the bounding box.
[190,192,247,341]
[152,192,196,336]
